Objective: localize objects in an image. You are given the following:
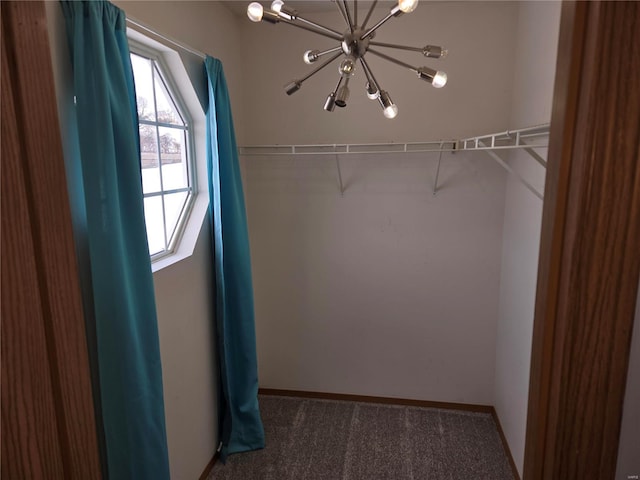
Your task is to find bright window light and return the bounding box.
[130,51,195,258]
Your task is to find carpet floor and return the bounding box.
[209,395,515,480]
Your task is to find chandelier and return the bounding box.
[246,0,448,119]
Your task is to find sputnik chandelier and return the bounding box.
[246,0,448,119]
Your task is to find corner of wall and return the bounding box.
[493,1,562,476]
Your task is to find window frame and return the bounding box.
[129,41,198,262]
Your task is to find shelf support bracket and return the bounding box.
[520,139,547,167]
[334,150,345,196]
[479,141,543,200]
[432,142,445,196]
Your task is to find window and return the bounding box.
[130,51,195,258]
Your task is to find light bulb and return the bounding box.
[339,57,356,76]
[271,0,297,20]
[432,71,447,88]
[397,0,418,13]
[384,104,398,119]
[247,2,264,22]
[417,66,448,88]
[303,50,319,64]
[378,90,398,119]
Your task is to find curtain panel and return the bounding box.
[60,2,170,478]
[204,56,265,461]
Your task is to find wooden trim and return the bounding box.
[198,452,219,480]
[525,1,640,479]
[523,3,586,477]
[491,408,521,480]
[259,388,493,413]
[1,2,102,478]
[2,22,66,478]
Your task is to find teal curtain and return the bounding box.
[204,56,265,461]
[60,2,170,479]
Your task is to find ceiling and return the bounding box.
[222,1,393,18]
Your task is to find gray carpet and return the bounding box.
[209,395,515,480]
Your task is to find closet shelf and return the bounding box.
[238,124,549,156]
[239,140,457,156]
[238,124,549,199]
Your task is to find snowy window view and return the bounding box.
[130,52,193,257]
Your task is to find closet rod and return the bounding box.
[125,16,207,60]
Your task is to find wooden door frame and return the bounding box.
[1,1,102,478]
[524,1,640,479]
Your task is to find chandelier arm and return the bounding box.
[369,41,423,53]
[295,16,343,38]
[279,17,343,41]
[359,59,376,93]
[342,0,354,32]
[354,0,358,27]
[315,46,345,58]
[361,0,378,30]
[368,48,418,73]
[332,75,345,93]
[333,0,351,30]
[359,57,381,92]
[369,41,448,58]
[299,51,344,83]
[360,11,395,40]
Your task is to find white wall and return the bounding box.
[47,2,246,478]
[150,224,218,480]
[493,1,561,476]
[245,151,507,403]
[239,1,518,144]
